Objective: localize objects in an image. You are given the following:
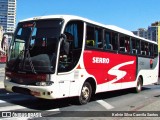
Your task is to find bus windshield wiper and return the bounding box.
[22,22,37,74]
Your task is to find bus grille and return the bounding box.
[11,79,36,85]
[12,86,31,95]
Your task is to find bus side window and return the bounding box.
[86,25,95,47]
[86,25,103,49]
[131,38,136,54]
[112,32,118,51]
[125,37,130,53]
[145,43,149,56]
[104,30,118,51]
[59,20,84,73]
[86,40,95,46]
[95,28,103,49]
[154,45,158,58]
[104,31,113,50]
[136,40,141,55]
[149,44,154,57]
[141,41,148,56]
[131,38,140,55]
[140,41,144,55]
[119,35,130,53]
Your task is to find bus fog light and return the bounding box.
[36,81,53,86]
[5,76,11,81]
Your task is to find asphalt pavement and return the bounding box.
[0,63,160,113]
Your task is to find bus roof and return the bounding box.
[20,15,157,44]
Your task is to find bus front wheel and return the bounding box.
[78,82,92,105]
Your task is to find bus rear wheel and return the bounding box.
[135,77,143,93]
[78,82,92,105]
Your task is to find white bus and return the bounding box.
[4,15,159,104]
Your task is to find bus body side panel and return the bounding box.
[83,50,137,93]
[57,69,91,98]
[137,56,159,85]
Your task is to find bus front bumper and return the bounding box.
[4,80,59,99]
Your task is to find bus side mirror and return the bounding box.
[60,34,69,55]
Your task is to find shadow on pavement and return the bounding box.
[0,86,152,111]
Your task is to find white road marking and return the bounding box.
[0,104,61,115]
[47,108,60,112]
[0,100,7,103]
[96,100,114,110]
[0,105,27,111]
[1,117,28,120]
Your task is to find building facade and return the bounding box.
[151,21,160,52]
[132,21,160,52]
[132,28,148,39]
[0,0,16,33]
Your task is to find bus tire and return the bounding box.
[135,77,143,93]
[78,82,92,105]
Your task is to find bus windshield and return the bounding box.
[6,19,63,73]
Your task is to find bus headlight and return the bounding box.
[36,81,53,86]
[5,76,11,81]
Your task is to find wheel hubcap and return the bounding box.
[82,86,89,100]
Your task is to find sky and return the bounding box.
[16,0,160,31]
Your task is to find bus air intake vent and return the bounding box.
[12,86,31,95]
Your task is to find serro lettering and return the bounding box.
[93,57,110,64]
